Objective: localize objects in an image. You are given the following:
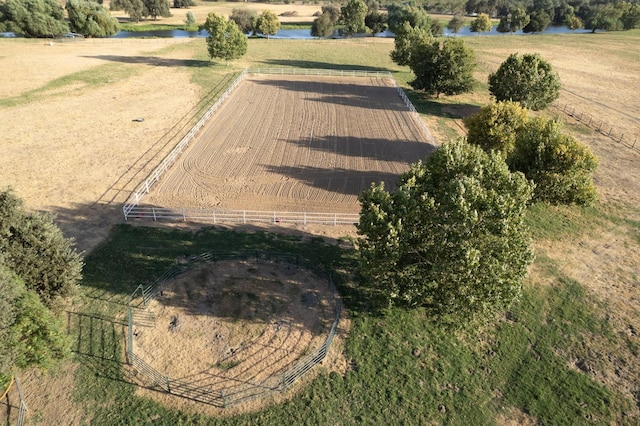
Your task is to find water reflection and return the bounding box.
[111,25,590,39]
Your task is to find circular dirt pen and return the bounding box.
[131,257,338,406]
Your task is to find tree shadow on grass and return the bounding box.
[82,55,211,68]
[403,87,482,120]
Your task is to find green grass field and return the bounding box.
[63,31,640,424]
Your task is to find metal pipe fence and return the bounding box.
[126,250,342,407]
[124,206,359,226]
[122,67,437,224]
[552,101,639,151]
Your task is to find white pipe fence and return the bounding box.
[125,206,359,226]
[122,67,438,223]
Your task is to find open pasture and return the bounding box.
[144,74,436,214]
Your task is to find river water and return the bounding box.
[111,25,591,39]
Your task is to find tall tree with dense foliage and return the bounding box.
[203,12,247,64]
[0,267,70,385]
[509,117,598,205]
[0,0,69,37]
[470,13,492,32]
[390,22,432,66]
[110,0,144,23]
[340,0,368,36]
[66,0,119,37]
[110,0,170,22]
[387,4,442,36]
[497,7,530,32]
[143,0,170,20]
[365,7,387,35]
[255,9,280,39]
[311,5,340,37]
[489,53,560,111]
[447,14,465,33]
[357,139,534,323]
[0,189,82,306]
[523,9,551,32]
[409,37,476,98]
[464,101,529,156]
[229,7,257,34]
[585,4,623,32]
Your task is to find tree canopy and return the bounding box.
[409,37,476,98]
[470,13,492,32]
[110,0,170,22]
[255,9,280,39]
[489,53,560,111]
[311,5,340,37]
[357,139,534,323]
[523,9,551,32]
[0,0,68,37]
[509,117,598,205]
[66,0,119,37]
[339,0,368,36]
[390,22,432,67]
[202,12,247,64]
[0,190,77,386]
[446,14,465,33]
[0,189,83,306]
[229,7,257,34]
[497,7,530,32]
[464,100,529,156]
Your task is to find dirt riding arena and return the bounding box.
[143,74,436,213]
[132,258,336,404]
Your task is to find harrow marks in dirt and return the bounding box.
[146,74,437,213]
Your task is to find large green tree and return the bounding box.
[0,0,68,37]
[110,0,170,22]
[255,9,280,39]
[497,7,530,32]
[409,37,476,98]
[340,0,368,36]
[509,117,598,205]
[585,4,623,32]
[387,4,437,35]
[0,189,83,306]
[66,0,119,37]
[523,9,551,33]
[311,5,340,37]
[489,53,560,111]
[464,100,529,156]
[0,267,70,386]
[390,22,432,66]
[446,14,465,33]
[110,0,144,23]
[229,7,257,34]
[202,12,247,64]
[357,139,534,322]
[470,12,492,32]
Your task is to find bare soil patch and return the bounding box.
[144,74,436,213]
[132,258,338,405]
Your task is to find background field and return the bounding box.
[1,27,639,425]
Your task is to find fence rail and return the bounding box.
[124,206,359,226]
[126,250,341,407]
[122,67,437,224]
[553,101,639,151]
[249,67,393,78]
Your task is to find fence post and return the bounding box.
[152,207,157,221]
[222,389,226,408]
[166,377,171,393]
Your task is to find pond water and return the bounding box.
[111,25,590,39]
